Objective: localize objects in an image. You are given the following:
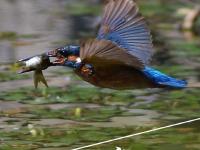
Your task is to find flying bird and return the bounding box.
[18,0,187,89]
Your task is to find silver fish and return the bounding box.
[17,54,51,88]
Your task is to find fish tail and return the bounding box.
[143,67,187,89]
[33,70,48,88]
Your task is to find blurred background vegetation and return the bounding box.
[0,0,200,149]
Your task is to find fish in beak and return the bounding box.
[17,54,51,88]
[17,49,68,88]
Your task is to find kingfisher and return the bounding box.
[18,0,187,90]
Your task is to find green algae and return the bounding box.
[0,32,17,40]
[66,2,101,16]
[138,89,200,118]
[0,126,135,150]
[0,85,139,105]
[29,106,122,122]
[0,71,30,82]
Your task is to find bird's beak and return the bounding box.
[46,49,67,66]
[46,49,58,57]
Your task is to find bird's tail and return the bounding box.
[143,67,187,89]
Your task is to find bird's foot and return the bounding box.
[81,64,94,76]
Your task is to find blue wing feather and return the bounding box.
[97,0,154,65]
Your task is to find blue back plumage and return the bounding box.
[143,67,187,88]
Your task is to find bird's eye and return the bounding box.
[58,50,67,57]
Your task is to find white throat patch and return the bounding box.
[76,57,82,63]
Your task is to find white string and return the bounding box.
[72,118,200,150]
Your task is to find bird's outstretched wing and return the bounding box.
[97,0,154,65]
[80,39,144,69]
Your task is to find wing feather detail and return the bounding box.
[97,0,154,65]
[80,39,144,69]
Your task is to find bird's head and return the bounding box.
[46,46,80,66]
[46,47,68,65]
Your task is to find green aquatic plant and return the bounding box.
[0,71,30,82]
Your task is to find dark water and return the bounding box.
[0,0,200,150]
